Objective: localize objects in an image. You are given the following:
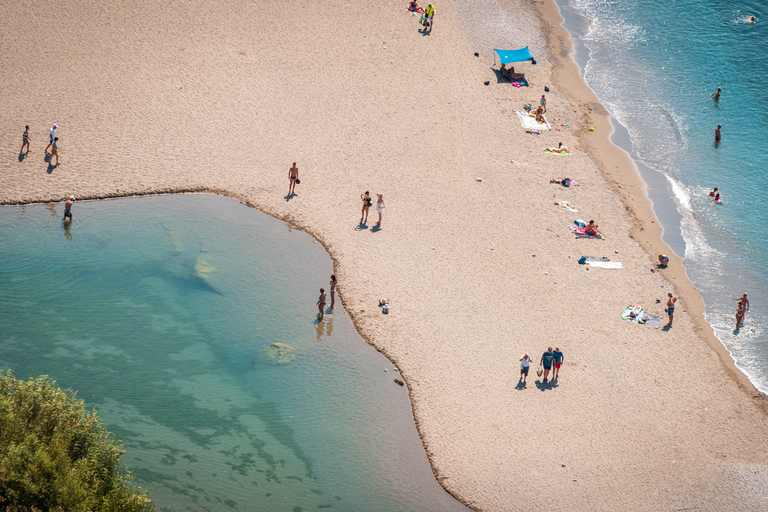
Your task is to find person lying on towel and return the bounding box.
[546,142,570,154]
[500,64,525,81]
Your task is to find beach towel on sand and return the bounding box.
[622,307,661,328]
[544,149,570,156]
[514,110,552,131]
[558,201,578,212]
[588,261,623,269]
[570,226,604,239]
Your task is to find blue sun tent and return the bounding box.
[494,47,533,64]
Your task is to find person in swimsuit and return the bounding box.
[709,187,718,197]
[361,191,371,224]
[535,105,545,123]
[715,124,722,143]
[658,253,669,267]
[20,125,30,154]
[711,87,721,101]
[375,193,384,226]
[329,275,337,310]
[51,137,60,166]
[540,95,547,113]
[585,220,600,236]
[45,123,57,154]
[520,353,532,382]
[63,196,75,222]
[666,293,677,326]
[540,347,555,383]
[736,302,746,329]
[288,162,299,196]
[546,142,569,154]
[714,192,722,203]
[316,288,327,318]
[732,293,749,323]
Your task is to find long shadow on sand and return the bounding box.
[535,377,559,391]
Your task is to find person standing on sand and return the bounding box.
[329,275,337,310]
[45,123,57,154]
[540,94,547,113]
[63,196,75,222]
[540,347,555,383]
[424,3,434,30]
[20,126,30,154]
[288,162,299,196]
[51,137,60,166]
[316,288,327,318]
[715,124,722,143]
[361,191,371,224]
[375,193,385,226]
[552,347,564,379]
[520,353,532,382]
[711,87,722,101]
[666,293,677,326]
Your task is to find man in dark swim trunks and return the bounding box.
[63,196,75,221]
[666,293,677,326]
[288,162,299,196]
[540,347,555,383]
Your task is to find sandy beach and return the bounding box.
[3,0,768,510]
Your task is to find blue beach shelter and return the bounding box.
[494,47,534,65]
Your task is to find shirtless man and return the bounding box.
[709,186,718,197]
[715,124,722,143]
[288,162,299,196]
[666,293,677,326]
[710,87,721,101]
[733,293,749,325]
[585,220,600,236]
[63,196,75,222]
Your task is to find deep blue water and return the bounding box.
[0,195,466,512]
[556,0,768,392]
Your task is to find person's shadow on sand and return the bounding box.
[515,380,527,390]
[18,152,28,162]
[370,224,382,233]
[535,377,558,391]
[284,193,296,202]
[355,220,368,231]
[420,27,432,36]
[662,324,672,332]
[47,163,57,174]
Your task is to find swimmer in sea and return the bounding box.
[709,186,718,197]
[715,124,722,143]
[714,192,722,203]
[710,87,721,101]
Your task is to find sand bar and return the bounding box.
[2,0,768,510]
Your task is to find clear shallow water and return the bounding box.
[0,195,466,512]
[555,0,768,392]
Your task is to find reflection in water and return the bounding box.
[64,222,72,240]
[315,315,335,341]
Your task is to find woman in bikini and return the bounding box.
[316,288,327,318]
[329,275,337,310]
[546,142,570,154]
[361,191,371,224]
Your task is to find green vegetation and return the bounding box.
[0,370,153,511]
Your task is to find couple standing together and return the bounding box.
[360,191,385,226]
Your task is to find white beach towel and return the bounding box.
[558,201,578,212]
[514,110,552,131]
[588,261,624,269]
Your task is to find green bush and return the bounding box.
[0,370,153,511]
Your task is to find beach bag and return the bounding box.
[562,178,570,187]
[419,13,426,25]
[578,256,587,265]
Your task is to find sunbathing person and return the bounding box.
[546,142,570,154]
[408,0,419,11]
[585,220,600,236]
[535,105,545,122]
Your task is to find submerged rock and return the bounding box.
[261,343,295,365]
[194,254,215,280]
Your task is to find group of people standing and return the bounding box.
[315,275,337,319]
[20,123,61,166]
[360,191,385,226]
[519,347,564,385]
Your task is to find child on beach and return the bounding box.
[45,124,57,154]
[540,95,547,112]
[20,126,30,154]
[657,254,669,267]
[51,137,60,166]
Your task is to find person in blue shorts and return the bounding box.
[552,347,564,379]
[540,347,555,383]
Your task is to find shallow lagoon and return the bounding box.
[0,194,466,512]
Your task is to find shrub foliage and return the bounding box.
[0,370,153,511]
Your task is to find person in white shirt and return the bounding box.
[45,123,57,154]
[520,353,532,382]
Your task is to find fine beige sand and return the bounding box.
[3,0,768,510]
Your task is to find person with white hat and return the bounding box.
[45,123,58,154]
[63,196,75,222]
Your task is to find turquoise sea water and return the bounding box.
[0,194,466,512]
[555,0,768,392]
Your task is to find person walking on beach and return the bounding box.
[666,293,677,326]
[288,162,299,196]
[63,196,75,222]
[316,288,327,319]
[375,193,385,226]
[51,137,61,166]
[361,191,371,224]
[423,3,434,30]
[329,274,337,310]
[711,87,722,101]
[44,123,57,154]
[20,126,30,154]
[520,353,532,382]
[552,347,564,379]
[540,347,555,383]
[715,124,722,143]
